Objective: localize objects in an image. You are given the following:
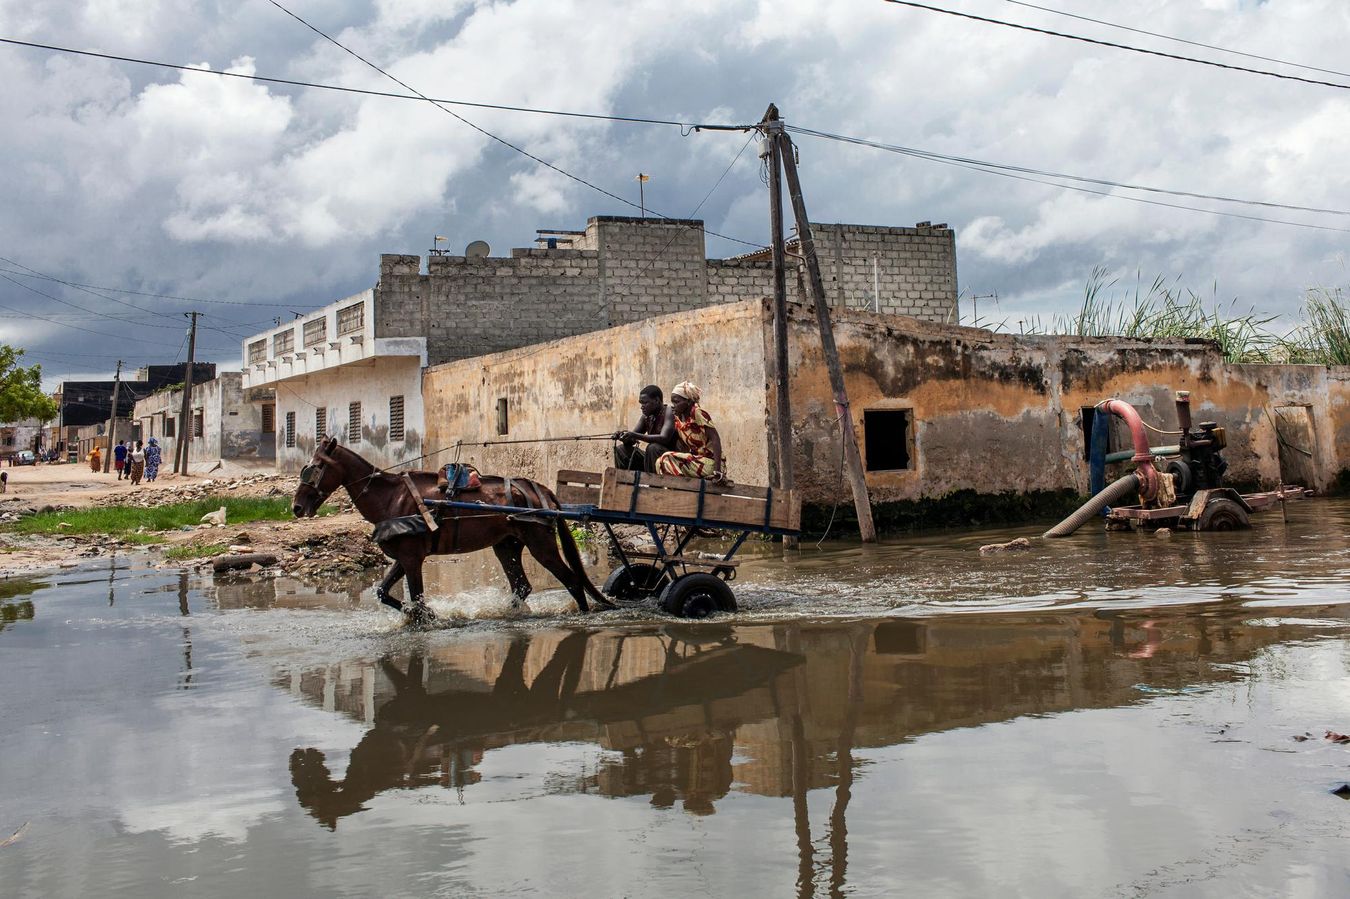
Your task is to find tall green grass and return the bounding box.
[3,497,310,538]
[986,268,1350,365]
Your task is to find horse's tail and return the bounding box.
[540,484,609,610]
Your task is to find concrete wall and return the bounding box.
[275,356,424,473]
[374,217,958,367]
[421,302,772,486]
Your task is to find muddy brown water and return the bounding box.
[3,500,1350,897]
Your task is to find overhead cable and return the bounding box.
[999,0,1350,81]
[883,0,1350,91]
[787,126,1350,218]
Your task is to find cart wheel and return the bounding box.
[659,573,737,619]
[1195,497,1251,531]
[603,563,670,601]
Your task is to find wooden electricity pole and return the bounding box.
[772,119,877,542]
[175,312,199,475]
[762,104,798,548]
[102,359,122,473]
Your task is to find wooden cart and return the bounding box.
[554,468,801,618]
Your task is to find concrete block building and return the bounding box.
[246,215,959,472]
[132,372,268,471]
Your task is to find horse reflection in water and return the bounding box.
[289,629,803,828]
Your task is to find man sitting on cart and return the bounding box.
[656,381,728,484]
[613,384,675,473]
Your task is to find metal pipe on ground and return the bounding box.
[1043,473,1141,539]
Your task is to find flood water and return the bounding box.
[3,500,1350,897]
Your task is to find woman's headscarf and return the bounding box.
[671,381,701,403]
[148,437,158,446]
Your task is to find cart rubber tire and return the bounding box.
[659,573,737,619]
[1195,497,1251,531]
[602,563,670,601]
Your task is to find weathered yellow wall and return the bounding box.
[422,302,771,487]
[785,304,1349,502]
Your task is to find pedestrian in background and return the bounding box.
[128,440,146,486]
[144,438,162,482]
[113,440,127,480]
[87,445,101,474]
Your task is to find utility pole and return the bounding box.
[175,312,199,475]
[761,104,797,548]
[102,359,123,473]
[774,122,878,542]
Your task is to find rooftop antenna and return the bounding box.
[635,173,650,219]
[429,235,449,257]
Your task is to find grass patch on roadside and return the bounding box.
[2,497,317,539]
[163,542,229,561]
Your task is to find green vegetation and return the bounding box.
[985,268,1350,365]
[2,497,312,539]
[163,542,229,561]
[0,344,58,422]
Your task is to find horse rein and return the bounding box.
[301,450,382,502]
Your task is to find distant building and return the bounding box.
[54,362,217,460]
[243,215,958,472]
[132,372,267,470]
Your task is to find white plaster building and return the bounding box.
[241,290,427,473]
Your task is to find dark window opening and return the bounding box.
[285,411,296,448]
[261,404,275,434]
[389,395,405,442]
[863,409,912,471]
[496,397,509,436]
[1080,406,1097,462]
[193,410,204,439]
[315,407,326,438]
[165,417,175,438]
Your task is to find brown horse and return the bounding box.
[291,437,608,623]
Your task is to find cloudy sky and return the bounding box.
[2,0,1349,388]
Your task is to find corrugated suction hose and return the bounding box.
[1043,473,1141,539]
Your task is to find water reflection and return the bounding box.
[275,602,1347,893]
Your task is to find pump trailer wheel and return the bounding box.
[1195,496,1251,531]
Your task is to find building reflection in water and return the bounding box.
[276,605,1343,893]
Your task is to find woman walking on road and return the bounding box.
[87,445,102,474]
[143,438,162,482]
[128,441,146,485]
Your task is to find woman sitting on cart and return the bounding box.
[655,381,728,484]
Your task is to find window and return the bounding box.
[348,402,362,443]
[315,407,326,438]
[496,397,509,436]
[862,409,912,471]
[285,411,296,448]
[165,416,176,438]
[389,395,405,442]
[337,302,364,336]
[272,330,295,356]
[193,410,204,439]
[261,404,275,434]
[303,317,327,347]
[247,340,266,364]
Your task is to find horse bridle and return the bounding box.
[299,449,380,501]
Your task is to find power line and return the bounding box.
[0,35,735,130]
[0,262,304,308]
[999,0,1350,81]
[882,0,1350,92]
[790,126,1350,235]
[787,125,1350,219]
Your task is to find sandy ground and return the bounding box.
[0,461,376,579]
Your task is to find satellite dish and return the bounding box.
[465,240,490,258]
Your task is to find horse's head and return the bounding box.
[292,436,345,518]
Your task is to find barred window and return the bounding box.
[247,340,266,364]
[389,395,405,442]
[193,410,204,439]
[261,404,275,434]
[337,302,364,336]
[303,317,327,347]
[165,417,176,438]
[348,402,362,443]
[285,411,296,448]
[272,330,295,356]
[315,407,326,438]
